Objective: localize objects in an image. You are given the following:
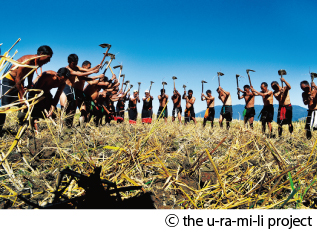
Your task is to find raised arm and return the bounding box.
[182,91,187,100]
[302,93,310,105]
[201,93,206,101]
[69,68,99,77]
[237,88,244,100]
[77,64,101,72]
[281,77,291,90]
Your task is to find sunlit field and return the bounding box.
[0,111,316,209]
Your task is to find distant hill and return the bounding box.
[195,104,308,121]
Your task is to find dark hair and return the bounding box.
[243,85,250,90]
[57,67,70,78]
[261,82,268,87]
[82,60,91,67]
[68,54,78,64]
[300,80,309,86]
[160,89,165,93]
[216,88,220,92]
[37,45,53,56]
[271,81,279,86]
[188,89,193,93]
[206,89,211,94]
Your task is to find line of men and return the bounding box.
[0,45,130,135]
[0,45,316,139]
[127,77,317,140]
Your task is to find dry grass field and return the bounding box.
[0,110,317,209]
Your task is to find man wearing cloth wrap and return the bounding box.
[171,88,182,123]
[59,55,101,127]
[129,90,140,124]
[237,85,255,129]
[116,93,129,123]
[30,67,70,132]
[202,89,215,128]
[183,89,197,125]
[142,90,153,124]
[271,77,293,137]
[300,80,317,139]
[251,82,274,136]
[217,86,232,129]
[0,45,53,135]
[157,89,168,123]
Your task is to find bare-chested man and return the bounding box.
[271,77,293,137]
[30,68,70,132]
[217,86,232,129]
[83,74,119,126]
[300,80,317,139]
[157,89,168,123]
[171,88,182,123]
[0,45,53,135]
[59,55,101,127]
[237,85,255,129]
[183,89,197,125]
[128,90,140,124]
[142,90,154,124]
[202,89,215,128]
[116,93,129,123]
[251,82,274,136]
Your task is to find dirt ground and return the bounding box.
[0,113,317,209]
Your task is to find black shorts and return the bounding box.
[204,107,215,121]
[260,105,274,123]
[220,105,232,121]
[157,106,168,119]
[244,107,255,119]
[185,107,195,123]
[172,107,182,117]
[63,85,86,108]
[277,104,292,125]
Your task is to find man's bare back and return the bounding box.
[33,70,65,93]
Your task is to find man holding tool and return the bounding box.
[202,89,215,128]
[0,45,53,135]
[183,89,197,125]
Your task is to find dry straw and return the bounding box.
[0,111,316,209]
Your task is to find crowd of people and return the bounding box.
[1,45,316,139]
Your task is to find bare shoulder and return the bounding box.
[16,54,37,64]
[66,65,73,71]
[45,70,56,75]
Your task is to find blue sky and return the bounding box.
[1,0,317,114]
